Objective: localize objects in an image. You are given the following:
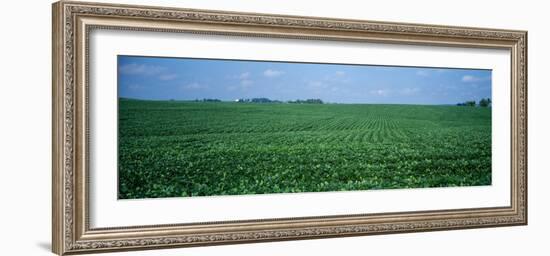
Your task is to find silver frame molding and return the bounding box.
[52,1,527,255]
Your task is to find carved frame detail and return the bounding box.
[52,1,527,255]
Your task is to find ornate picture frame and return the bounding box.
[52,1,527,255]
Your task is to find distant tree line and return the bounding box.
[287,99,324,104]
[194,98,222,102]
[236,98,282,103]
[456,98,491,107]
[479,98,491,107]
[236,98,324,104]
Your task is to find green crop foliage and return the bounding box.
[118,99,491,199]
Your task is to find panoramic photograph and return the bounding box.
[117,55,492,199]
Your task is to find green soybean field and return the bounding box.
[118,98,491,199]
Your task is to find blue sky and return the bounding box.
[118,55,491,105]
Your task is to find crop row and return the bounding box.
[118,100,491,199]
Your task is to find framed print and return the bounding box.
[52,1,527,255]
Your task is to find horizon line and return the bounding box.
[119,97,490,106]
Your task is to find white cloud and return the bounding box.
[307,81,328,89]
[461,75,476,82]
[462,75,490,83]
[305,73,351,95]
[228,72,254,90]
[119,63,166,76]
[127,84,144,91]
[322,72,350,84]
[370,89,391,96]
[238,72,251,79]
[158,74,178,81]
[182,82,207,90]
[399,87,420,95]
[119,63,181,82]
[263,69,284,77]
